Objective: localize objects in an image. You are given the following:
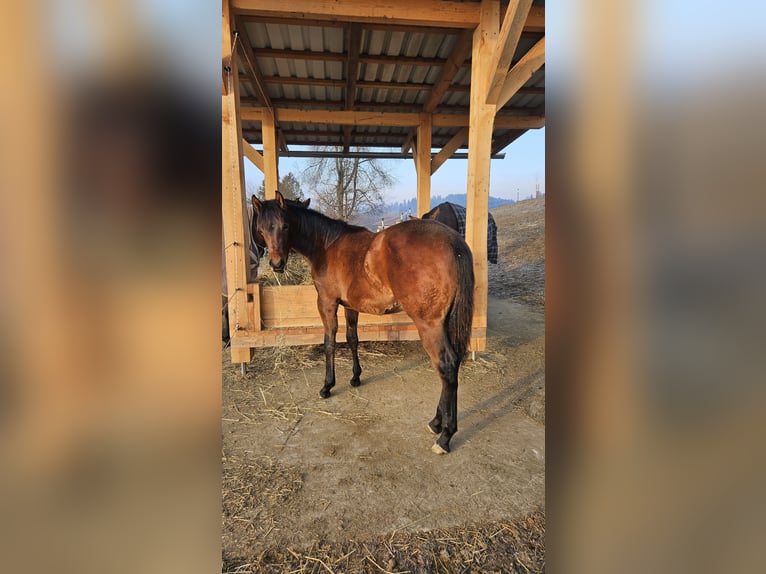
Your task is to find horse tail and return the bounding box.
[447,242,475,361]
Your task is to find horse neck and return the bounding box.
[289,209,349,262]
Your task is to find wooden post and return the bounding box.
[262,110,279,199]
[465,0,499,352]
[222,0,254,363]
[416,113,432,217]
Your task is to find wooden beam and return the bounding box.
[416,113,432,215]
[243,75,471,92]
[524,6,545,34]
[491,129,524,155]
[222,0,254,363]
[403,27,472,155]
[235,16,290,154]
[431,127,468,175]
[238,7,543,34]
[465,0,498,353]
[261,111,279,199]
[496,36,545,109]
[344,24,363,151]
[424,29,474,113]
[243,94,539,112]
[238,149,505,160]
[231,0,482,28]
[485,0,533,105]
[245,134,473,149]
[241,106,544,128]
[252,48,346,63]
[234,16,272,109]
[253,48,458,68]
[242,138,264,171]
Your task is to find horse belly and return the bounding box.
[346,285,400,316]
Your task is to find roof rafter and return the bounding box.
[430,127,468,175]
[402,28,473,154]
[497,36,545,109]
[343,23,363,152]
[234,16,288,152]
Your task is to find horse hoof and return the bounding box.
[427,423,439,435]
[431,443,449,455]
[319,388,331,399]
[350,378,361,387]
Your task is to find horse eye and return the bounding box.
[283,223,289,230]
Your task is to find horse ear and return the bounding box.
[275,190,286,209]
[251,195,262,213]
[301,198,311,208]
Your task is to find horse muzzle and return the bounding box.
[270,258,286,273]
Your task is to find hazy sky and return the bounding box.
[244,127,545,203]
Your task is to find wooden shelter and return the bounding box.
[222,0,545,365]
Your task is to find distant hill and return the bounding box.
[386,194,515,217]
[350,194,517,230]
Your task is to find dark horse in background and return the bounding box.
[421,202,498,264]
[222,197,310,343]
[252,192,474,454]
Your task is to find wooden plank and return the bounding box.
[241,138,264,171]
[485,0,533,105]
[464,0,499,354]
[231,0,482,28]
[496,36,545,110]
[261,110,279,199]
[416,113,432,216]
[431,127,468,175]
[241,107,543,128]
[222,0,254,363]
[231,324,421,348]
[249,282,262,331]
[258,285,414,329]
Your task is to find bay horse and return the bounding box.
[251,191,474,454]
[222,197,310,342]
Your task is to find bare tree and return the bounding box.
[253,171,304,201]
[301,152,394,221]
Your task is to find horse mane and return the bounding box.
[293,206,368,247]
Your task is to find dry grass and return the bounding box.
[489,198,545,307]
[222,510,545,573]
[258,254,314,286]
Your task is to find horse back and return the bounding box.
[371,220,468,318]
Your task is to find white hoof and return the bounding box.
[427,423,438,435]
[431,443,448,455]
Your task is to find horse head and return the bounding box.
[251,191,309,273]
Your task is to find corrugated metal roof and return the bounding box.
[236,1,545,156]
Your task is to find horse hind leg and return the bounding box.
[344,307,362,387]
[419,324,460,454]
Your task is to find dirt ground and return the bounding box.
[222,198,545,573]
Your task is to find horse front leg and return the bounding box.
[318,297,339,398]
[344,307,362,387]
